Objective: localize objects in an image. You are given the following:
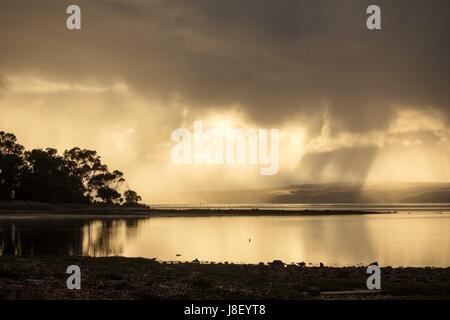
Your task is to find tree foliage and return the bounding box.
[0,131,142,205]
[124,190,142,205]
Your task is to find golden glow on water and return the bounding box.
[0,212,449,266]
[82,220,130,257]
[72,213,450,267]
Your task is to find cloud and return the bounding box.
[295,146,378,183]
[1,0,449,200]
[1,0,449,132]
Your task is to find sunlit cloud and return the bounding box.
[6,75,128,94]
[0,0,449,202]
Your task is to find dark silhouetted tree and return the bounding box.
[0,131,26,200]
[63,147,108,201]
[21,148,85,202]
[0,131,142,205]
[96,187,122,204]
[88,170,125,204]
[124,190,142,205]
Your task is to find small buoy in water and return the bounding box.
[249,238,251,242]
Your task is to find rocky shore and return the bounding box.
[0,256,449,300]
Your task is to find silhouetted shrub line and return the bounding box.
[0,131,143,206]
[0,201,150,212]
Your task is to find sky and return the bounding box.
[0,0,449,203]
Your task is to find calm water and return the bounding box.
[0,210,449,267]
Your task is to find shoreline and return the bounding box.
[144,208,395,217]
[0,255,448,300]
[0,208,396,219]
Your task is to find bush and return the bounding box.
[0,201,55,211]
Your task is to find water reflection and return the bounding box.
[0,218,140,256]
[0,213,449,267]
[81,219,139,256]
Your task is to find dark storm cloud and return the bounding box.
[295,147,378,182]
[0,74,6,89]
[0,0,449,133]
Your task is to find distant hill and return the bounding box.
[150,182,450,204]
